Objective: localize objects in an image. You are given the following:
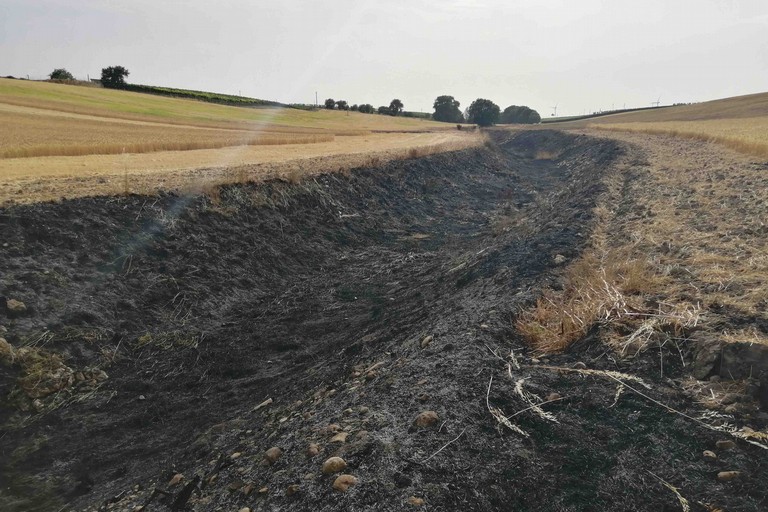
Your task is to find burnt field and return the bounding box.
[1,130,766,511]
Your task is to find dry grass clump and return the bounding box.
[516,249,662,353]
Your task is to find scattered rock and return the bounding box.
[285,484,300,496]
[265,447,283,464]
[722,393,745,405]
[546,392,562,401]
[413,411,439,428]
[703,450,717,461]
[230,452,242,459]
[322,457,347,474]
[325,423,342,434]
[553,254,566,265]
[407,496,425,506]
[332,474,358,492]
[241,483,255,496]
[168,473,184,487]
[0,337,14,364]
[717,471,742,482]
[572,362,587,370]
[228,480,244,492]
[420,335,433,349]
[715,440,736,451]
[480,324,490,330]
[417,393,430,402]
[358,406,370,415]
[720,342,768,380]
[239,508,251,512]
[691,337,722,380]
[258,486,268,494]
[6,298,27,316]
[307,443,320,457]
[343,408,354,416]
[330,432,348,443]
[304,473,315,480]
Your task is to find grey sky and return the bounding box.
[2,0,766,117]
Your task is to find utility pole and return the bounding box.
[315,91,318,107]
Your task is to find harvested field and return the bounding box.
[2,130,766,512]
[0,131,480,205]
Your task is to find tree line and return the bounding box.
[49,66,540,126]
[434,95,540,126]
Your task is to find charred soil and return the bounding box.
[0,130,765,511]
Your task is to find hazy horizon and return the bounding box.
[2,0,766,117]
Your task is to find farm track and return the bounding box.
[1,130,766,511]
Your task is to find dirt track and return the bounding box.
[1,130,766,511]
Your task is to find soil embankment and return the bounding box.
[1,130,765,511]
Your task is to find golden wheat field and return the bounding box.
[552,92,768,158]
[0,79,477,203]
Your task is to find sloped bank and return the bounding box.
[0,131,763,511]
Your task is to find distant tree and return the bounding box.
[100,66,129,88]
[358,103,375,114]
[432,95,464,123]
[49,68,74,80]
[350,104,359,111]
[335,100,349,111]
[377,105,390,115]
[389,99,404,116]
[466,98,500,126]
[500,105,541,124]
[324,98,336,109]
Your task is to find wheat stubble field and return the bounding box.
[0,79,475,204]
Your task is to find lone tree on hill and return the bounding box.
[500,105,541,124]
[389,99,403,116]
[49,68,74,80]
[324,98,336,109]
[101,66,129,88]
[466,98,500,126]
[432,95,464,123]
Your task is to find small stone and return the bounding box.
[330,432,348,443]
[138,395,146,400]
[554,254,566,265]
[230,452,242,459]
[0,337,15,363]
[530,358,541,364]
[241,483,255,496]
[722,393,744,405]
[364,371,377,381]
[715,440,736,451]
[285,484,300,496]
[703,450,717,461]
[332,474,358,492]
[133,506,144,512]
[572,362,587,370]
[304,473,316,480]
[325,423,342,433]
[239,508,251,512]
[417,393,430,402]
[407,496,425,506]
[168,473,184,487]
[717,471,742,482]
[228,480,245,492]
[413,411,439,428]
[322,457,347,474]
[307,443,320,457]
[265,447,283,464]
[480,324,490,330]
[546,393,562,402]
[709,375,721,383]
[92,369,108,381]
[343,408,354,416]
[302,412,312,420]
[420,335,433,349]
[358,406,370,415]
[6,299,27,315]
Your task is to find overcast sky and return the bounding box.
[2,0,766,117]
